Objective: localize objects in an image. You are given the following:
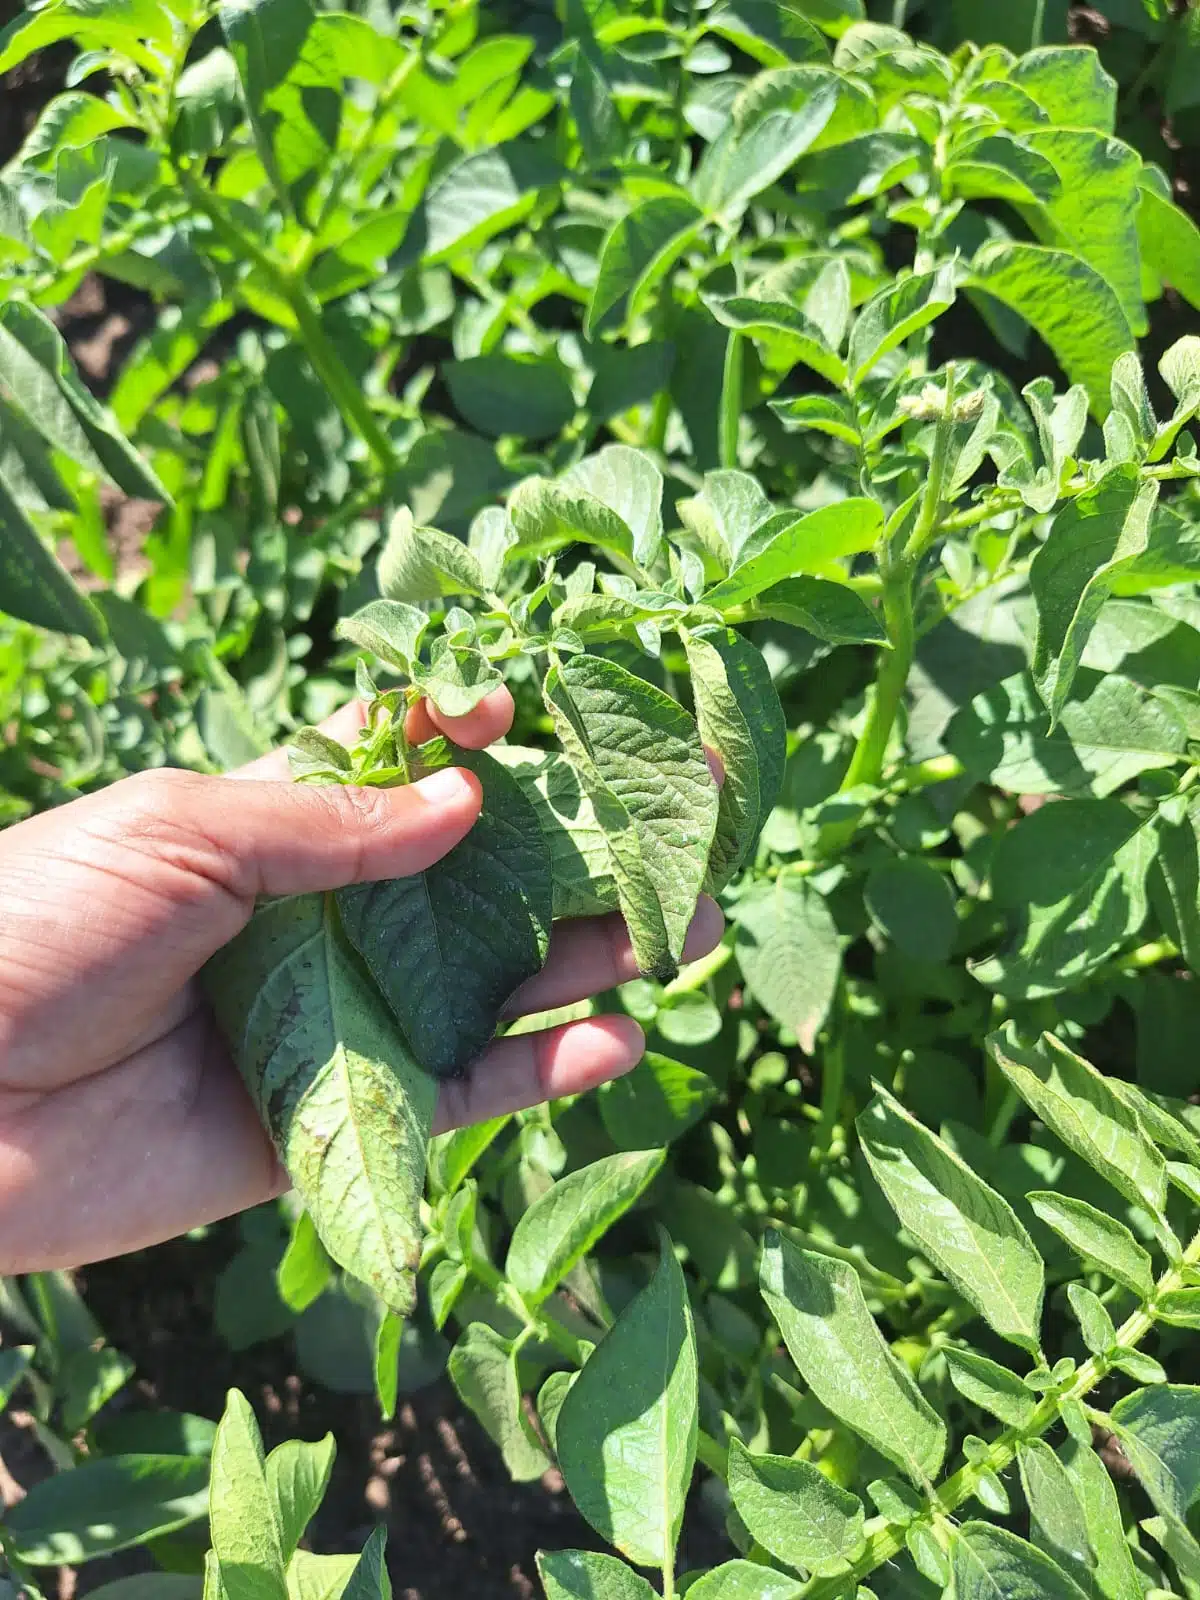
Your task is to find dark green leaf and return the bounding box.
[443,355,576,441]
[3,1454,210,1565]
[726,1437,864,1575]
[735,877,840,1053]
[338,751,552,1079]
[951,1523,1090,1600]
[557,1233,698,1568]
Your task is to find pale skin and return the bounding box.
[0,687,724,1274]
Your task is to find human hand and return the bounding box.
[0,688,723,1274]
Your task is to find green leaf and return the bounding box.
[677,469,773,573]
[1010,45,1116,131]
[494,747,618,921]
[336,599,427,676]
[586,195,705,339]
[1019,1440,1094,1583]
[443,354,575,441]
[943,1349,1036,1429]
[952,1523,1090,1600]
[681,1564,804,1599]
[599,1054,718,1150]
[973,800,1152,999]
[543,652,718,982]
[209,1389,286,1600]
[684,624,786,888]
[1137,172,1200,313]
[0,468,104,641]
[967,242,1135,418]
[692,67,840,219]
[536,1551,657,1600]
[864,858,957,963]
[3,1454,210,1565]
[340,1526,389,1600]
[702,292,848,387]
[448,1323,549,1482]
[287,1551,359,1600]
[1023,129,1144,334]
[1026,1192,1154,1299]
[0,301,168,500]
[751,576,886,644]
[705,2,828,67]
[276,1210,333,1314]
[414,635,504,718]
[702,499,883,609]
[847,263,957,387]
[338,750,552,1079]
[1059,1433,1141,1600]
[946,670,1188,798]
[726,1437,865,1575]
[0,0,175,74]
[376,508,487,602]
[557,1232,698,1569]
[204,895,437,1315]
[734,877,840,1053]
[857,1088,1045,1352]
[988,1025,1167,1216]
[1031,468,1160,722]
[505,1150,665,1305]
[1108,1386,1200,1523]
[759,1232,946,1485]
[416,141,559,262]
[265,1435,334,1562]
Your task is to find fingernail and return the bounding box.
[413,767,479,808]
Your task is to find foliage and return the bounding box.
[4,0,1200,1597]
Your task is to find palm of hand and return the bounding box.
[0,691,721,1273]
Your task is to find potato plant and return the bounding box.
[4,0,1200,1597]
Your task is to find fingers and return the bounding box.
[433,1014,644,1135]
[503,896,725,1020]
[404,683,515,750]
[230,684,516,784]
[95,763,484,912]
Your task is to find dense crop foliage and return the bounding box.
[5,0,1200,1595]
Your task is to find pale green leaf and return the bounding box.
[702,498,883,610]
[209,1389,286,1600]
[376,508,487,602]
[1031,467,1159,721]
[967,242,1135,418]
[735,877,840,1053]
[505,1150,665,1304]
[204,896,437,1315]
[988,1025,1167,1216]
[692,68,839,219]
[847,263,957,387]
[943,1349,1036,1429]
[726,1437,864,1575]
[448,1323,549,1482]
[536,1550,657,1600]
[1019,1440,1094,1584]
[1026,1192,1154,1299]
[759,1232,946,1485]
[587,195,705,338]
[858,1088,1044,1352]
[681,1563,804,1599]
[265,1435,334,1563]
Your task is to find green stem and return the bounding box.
[805,1225,1200,1599]
[176,169,398,475]
[839,571,915,793]
[719,332,743,469]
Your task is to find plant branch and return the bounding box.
[175,168,399,474]
[804,1223,1200,1599]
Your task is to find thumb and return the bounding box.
[107,764,484,906]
